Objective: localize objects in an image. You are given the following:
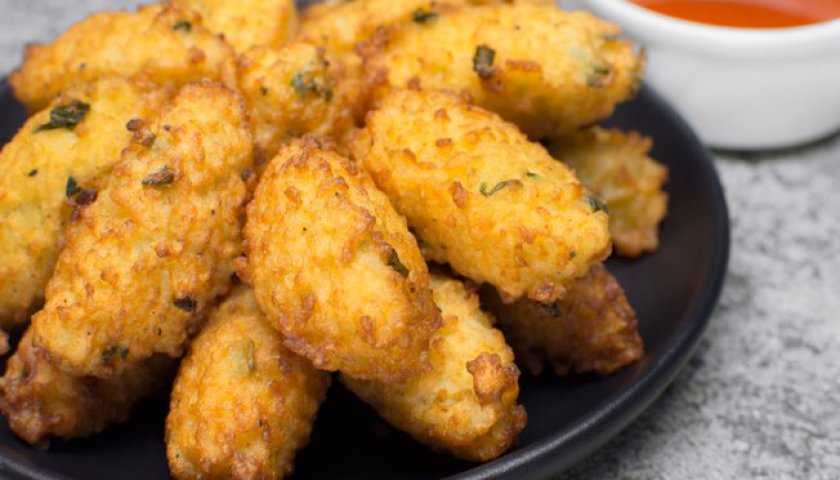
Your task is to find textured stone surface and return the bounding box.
[1,1,839,478]
[564,143,840,480]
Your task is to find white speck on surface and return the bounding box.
[1,1,839,478]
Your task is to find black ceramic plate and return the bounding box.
[0,78,729,479]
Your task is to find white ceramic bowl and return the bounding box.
[562,0,840,150]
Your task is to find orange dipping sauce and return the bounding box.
[630,0,840,28]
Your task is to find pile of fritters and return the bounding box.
[0,0,668,477]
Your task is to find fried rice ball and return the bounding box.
[31,82,253,378]
[166,286,330,480]
[0,77,171,330]
[482,263,644,376]
[243,138,441,382]
[223,42,357,166]
[342,272,526,462]
[360,2,645,139]
[351,88,611,303]
[0,328,174,448]
[171,0,298,52]
[548,128,668,258]
[9,3,234,112]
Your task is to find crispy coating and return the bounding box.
[171,0,298,52]
[483,263,644,376]
[297,0,547,123]
[166,287,330,480]
[351,89,611,303]
[243,138,441,381]
[31,82,253,378]
[342,273,526,462]
[298,0,432,53]
[0,328,174,448]
[360,2,644,139]
[0,78,171,328]
[298,0,551,54]
[9,3,234,112]
[548,128,668,258]
[223,42,357,165]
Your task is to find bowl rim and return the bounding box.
[565,0,840,58]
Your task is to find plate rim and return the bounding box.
[0,78,730,480]
[450,84,731,479]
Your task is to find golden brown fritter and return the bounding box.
[351,88,611,303]
[298,0,426,53]
[243,137,440,382]
[166,286,330,480]
[9,3,234,112]
[548,128,668,258]
[222,42,357,166]
[297,0,548,124]
[483,263,644,376]
[171,0,298,52]
[360,2,644,139]
[0,328,174,448]
[342,272,526,462]
[0,77,171,329]
[31,82,253,378]
[298,0,552,54]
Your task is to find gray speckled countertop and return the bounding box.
[1,1,839,478]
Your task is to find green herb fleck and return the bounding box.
[19,368,28,379]
[173,20,192,32]
[186,320,200,335]
[245,340,256,372]
[36,100,90,132]
[142,165,175,186]
[586,193,607,212]
[540,302,562,318]
[66,177,80,197]
[291,72,311,97]
[27,169,38,177]
[386,247,409,278]
[479,179,517,196]
[630,47,647,95]
[412,9,439,23]
[569,250,577,259]
[587,63,612,88]
[525,171,540,178]
[174,296,197,312]
[291,71,330,100]
[101,345,129,364]
[473,44,496,79]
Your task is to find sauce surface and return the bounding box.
[630,0,840,28]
